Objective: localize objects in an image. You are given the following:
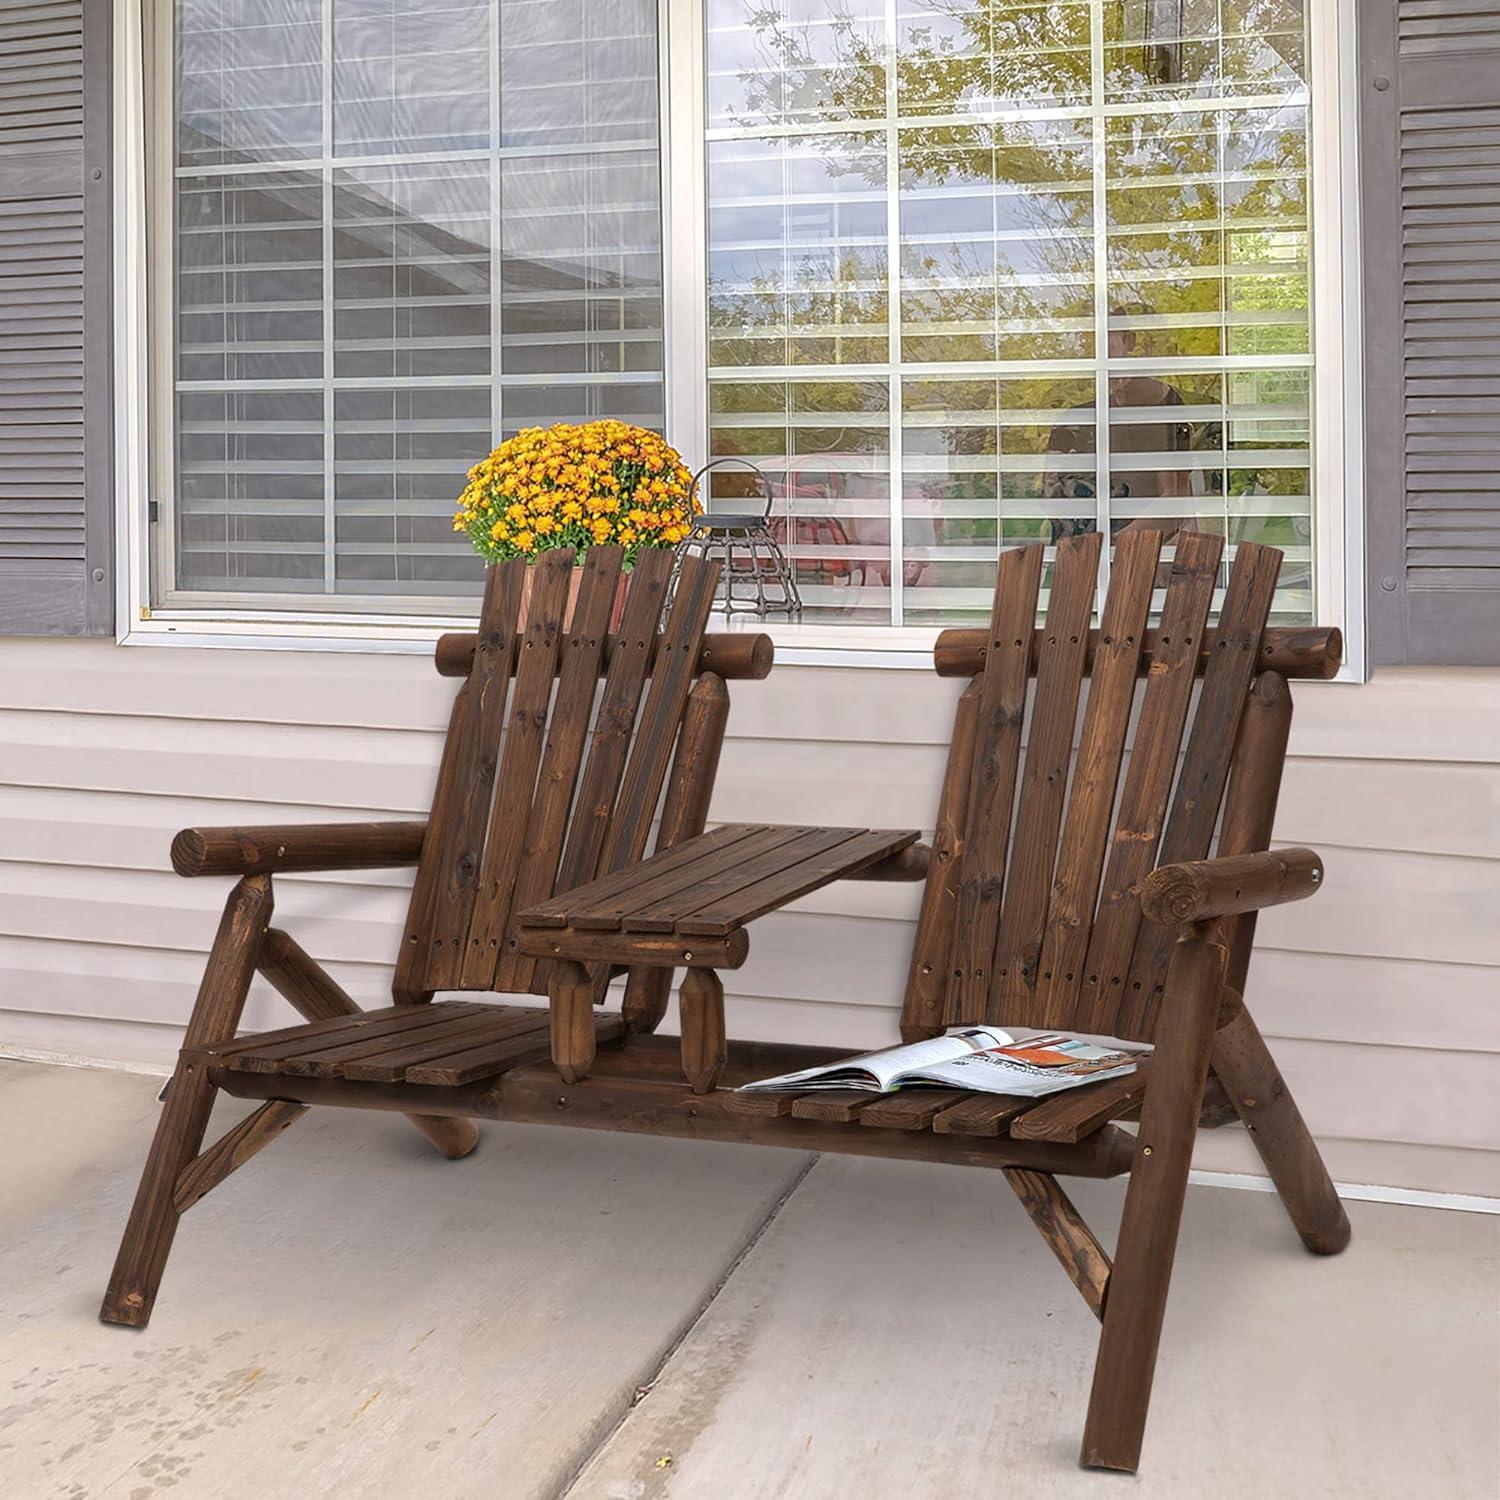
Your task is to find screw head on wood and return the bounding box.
[1380,576,1398,592]
[1372,74,1390,91]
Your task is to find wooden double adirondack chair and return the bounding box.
[102,529,1351,1475]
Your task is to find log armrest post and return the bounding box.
[171,822,429,878]
[1139,847,1323,927]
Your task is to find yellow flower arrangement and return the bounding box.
[454,420,699,566]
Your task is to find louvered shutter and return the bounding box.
[1365,1,1500,665]
[0,0,111,636]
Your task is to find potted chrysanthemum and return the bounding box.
[454,420,699,625]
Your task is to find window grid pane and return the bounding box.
[705,0,1315,626]
[170,0,665,602]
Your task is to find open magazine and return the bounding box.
[738,1027,1142,1099]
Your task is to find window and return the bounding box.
[702,0,1319,626]
[152,0,665,609]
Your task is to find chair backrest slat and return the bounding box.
[906,532,1304,1048]
[1034,527,1162,1029]
[552,546,675,899]
[990,531,1101,1023]
[1115,541,1281,1036]
[901,676,982,1040]
[501,546,623,993]
[947,543,1045,1025]
[421,561,527,991]
[462,547,575,986]
[1076,529,1223,1038]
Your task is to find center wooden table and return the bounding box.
[516,822,922,1088]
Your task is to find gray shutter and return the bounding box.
[0,0,111,636]
[1364,1,1500,666]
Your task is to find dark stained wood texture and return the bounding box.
[1082,923,1227,1472]
[424,559,527,990]
[503,546,624,993]
[859,1089,972,1131]
[101,875,274,1327]
[1118,540,1282,1037]
[435,625,773,682]
[622,671,730,1032]
[679,966,727,1093]
[551,546,675,910]
[932,623,1340,680]
[392,545,732,1003]
[1003,1167,1111,1319]
[1009,1062,1151,1144]
[900,677,981,1040]
[462,546,574,985]
[948,542,1045,1024]
[931,1093,1032,1136]
[991,531,1101,1022]
[1033,528,1162,1029]
[172,1101,307,1214]
[1075,529,1224,1038]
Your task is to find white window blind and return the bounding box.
[703,0,1316,625]
[164,0,665,604]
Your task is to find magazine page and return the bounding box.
[737,1027,1015,1093]
[897,1033,1140,1098]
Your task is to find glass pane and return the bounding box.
[168,0,665,605]
[705,0,1316,625]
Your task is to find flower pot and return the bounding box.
[516,557,629,634]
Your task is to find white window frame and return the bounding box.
[114,0,1366,678]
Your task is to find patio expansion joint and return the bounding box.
[547,1150,822,1500]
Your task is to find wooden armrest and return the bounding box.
[842,842,931,882]
[171,821,428,878]
[1140,847,1323,926]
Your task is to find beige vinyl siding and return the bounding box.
[0,640,1497,1198]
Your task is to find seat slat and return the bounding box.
[1035,528,1163,1029]
[859,1089,972,1131]
[1008,1063,1151,1143]
[406,1013,625,1086]
[931,1093,1033,1136]
[424,561,526,991]
[342,1008,553,1082]
[463,547,575,986]
[789,1089,882,1123]
[197,1006,378,1061]
[503,546,624,991]
[223,1003,486,1073]
[281,1011,499,1078]
[1077,530,1224,1039]
[1118,542,1283,1036]
[723,1089,797,1117]
[949,543,1045,1024]
[901,678,981,1038]
[991,531,1101,1024]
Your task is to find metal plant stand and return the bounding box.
[669,457,803,620]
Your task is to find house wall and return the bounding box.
[0,638,1496,1198]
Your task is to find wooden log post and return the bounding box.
[173,1101,308,1214]
[1210,671,1350,1255]
[101,874,274,1328]
[550,960,597,1084]
[258,928,480,1160]
[622,673,729,1034]
[1081,922,1226,1472]
[679,967,727,1094]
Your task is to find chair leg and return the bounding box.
[679,967,726,1094]
[1081,925,1225,1473]
[101,876,273,1328]
[550,960,596,1083]
[1212,1007,1350,1255]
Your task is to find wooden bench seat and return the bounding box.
[193,1002,622,1088]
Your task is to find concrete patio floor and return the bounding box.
[1,1058,1495,1499]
